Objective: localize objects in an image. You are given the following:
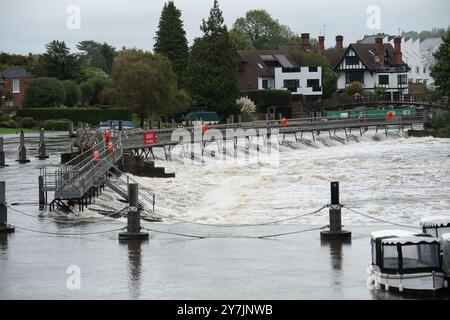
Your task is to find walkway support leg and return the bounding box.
[16,130,30,163]
[0,181,15,233]
[119,183,149,241]
[320,181,351,241]
[38,176,45,210]
[0,137,8,168]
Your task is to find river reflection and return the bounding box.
[120,240,146,299]
[321,239,352,271]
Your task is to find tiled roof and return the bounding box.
[0,67,33,78]
[237,50,300,78]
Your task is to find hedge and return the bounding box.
[17,107,133,125]
[238,90,292,112]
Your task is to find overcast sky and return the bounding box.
[1,0,448,54]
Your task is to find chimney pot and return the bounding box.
[375,36,384,66]
[301,33,310,46]
[318,36,325,50]
[335,35,344,52]
[393,36,403,65]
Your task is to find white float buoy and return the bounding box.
[444,280,448,289]
[399,284,404,292]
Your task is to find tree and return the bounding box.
[111,49,188,127]
[80,78,112,105]
[30,40,83,81]
[344,81,364,96]
[431,29,450,97]
[232,10,296,50]
[185,0,239,116]
[154,1,189,86]
[77,41,117,74]
[62,80,81,107]
[229,29,254,50]
[23,77,66,108]
[290,50,338,98]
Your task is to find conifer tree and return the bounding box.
[154,1,189,86]
[185,0,238,116]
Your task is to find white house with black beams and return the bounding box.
[325,35,410,100]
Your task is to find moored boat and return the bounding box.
[368,230,446,294]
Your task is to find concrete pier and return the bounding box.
[36,129,49,160]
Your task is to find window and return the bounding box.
[371,240,377,265]
[283,79,299,92]
[307,79,319,88]
[379,75,389,85]
[382,245,399,270]
[308,66,318,72]
[398,74,407,85]
[401,244,440,270]
[257,63,264,69]
[416,66,420,74]
[262,80,269,89]
[423,66,427,74]
[12,79,20,93]
[345,71,364,84]
[345,56,359,66]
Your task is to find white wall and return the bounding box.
[273,67,322,95]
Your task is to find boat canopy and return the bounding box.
[370,230,419,240]
[381,237,440,246]
[420,216,450,228]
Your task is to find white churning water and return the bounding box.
[92,128,450,227]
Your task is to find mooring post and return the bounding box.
[37,128,49,160]
[320,181,351,241]
[0,137,8,168]
[16,130,30,163]
[119,183,149,241]
[38,176,45,210]
[0,181,15,233]
[68,121,74,138]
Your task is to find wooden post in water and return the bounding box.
[119,183,149,241]
[68,121,74,138]
[320,182,351,241]
[0,181,15,233]
[37,129,49,160]
[0,137,8,168]
[16,130,30,163]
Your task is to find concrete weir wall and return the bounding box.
[119,154,175,178]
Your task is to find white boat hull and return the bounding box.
[368,265,446,293]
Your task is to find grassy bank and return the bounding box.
[0,128,41,134]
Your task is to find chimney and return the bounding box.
[27,53,33,65]
[375,36,384,66]
[335,35,344,52]
[393,36,403,65]
[301,33,310,46]
[318,36,325,50]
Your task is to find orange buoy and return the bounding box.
[386,111,394,120]
[93,150,100,164]
[104,130,110,143]
[281,117,288,127]
[202,124,209,134]
[108,142,113,154]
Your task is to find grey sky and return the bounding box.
[1,0,448,54]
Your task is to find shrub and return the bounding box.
[238,90,291,112]
[17,107,132,125]
[0,112,10,122]
[23,77,66,108]
[62,80,81,107]
[236,96,256,113]
[21,117,35,129]
[0,120,17,128]
[43,119,70,131]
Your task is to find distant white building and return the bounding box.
[325,35,409,100]
[359,35,442,88]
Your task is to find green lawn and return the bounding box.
[0,128,41,134]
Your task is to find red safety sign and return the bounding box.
[144,132,156,145]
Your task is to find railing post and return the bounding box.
[0,137,8,168]
[0,181,15,233]
[119,183,149,241]
[320,182,351,241]
[38,175,45,210]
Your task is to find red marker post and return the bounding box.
[386,111,394,120]
[281,118,288,127]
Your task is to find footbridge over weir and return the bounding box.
[41,112,428,213]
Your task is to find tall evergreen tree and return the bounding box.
[431,29,450,97]
[185,0,238,116]
[154,1,189,86]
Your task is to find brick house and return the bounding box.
[0,67,33,109]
